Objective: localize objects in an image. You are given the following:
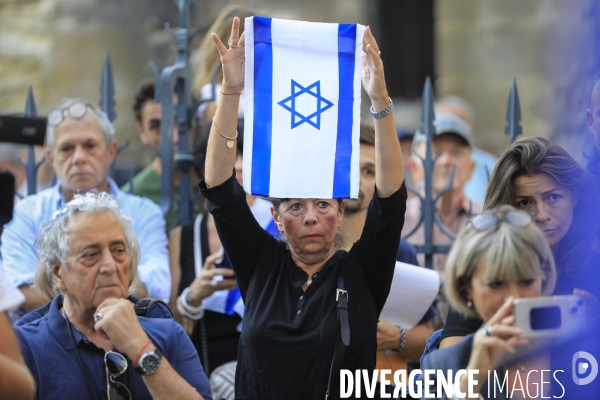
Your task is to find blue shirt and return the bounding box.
[465,147,498,204]
[0,178,171,302]
[15,295,212,400]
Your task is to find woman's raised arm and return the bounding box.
[205,17,246,188]
[361,27,404,198]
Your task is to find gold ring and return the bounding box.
[228,39,239,49]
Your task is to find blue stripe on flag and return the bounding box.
[333,24,357,198]
[251,17,273,196]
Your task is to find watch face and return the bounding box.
[140,351,162,374]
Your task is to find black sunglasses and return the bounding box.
[470,210,533,231]
[105,351,131,400]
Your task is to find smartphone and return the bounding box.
[513,295,586,339]
[214,253,236,280]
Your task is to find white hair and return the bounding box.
[34,191,139,299]
[46,98,115,149]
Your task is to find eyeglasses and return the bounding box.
[470,210,533,231]
[47,101,99,128]
[105,351,132,400]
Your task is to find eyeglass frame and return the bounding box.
[469,209,534,231]
[105,350,132,400]
[46,101,102,128]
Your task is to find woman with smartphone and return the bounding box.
[421,205,557,398]
[439,137,600,349]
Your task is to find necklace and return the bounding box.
[306,264,327,286]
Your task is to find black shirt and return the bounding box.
[201,175,406,400]
[179,216,242,375]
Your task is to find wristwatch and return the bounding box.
[370,97,393,120]
[134,348,163,375]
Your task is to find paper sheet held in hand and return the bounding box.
[379,262,440,329]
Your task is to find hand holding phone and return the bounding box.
[513,295,586,339]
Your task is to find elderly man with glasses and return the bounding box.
[1,99,171,313]
[14,192,211,400]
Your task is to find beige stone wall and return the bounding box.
[0,0,368,173]
[435,0,598,163]
[1,0,595,169]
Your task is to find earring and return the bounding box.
[337,226,341,231]
[466,300,473,308]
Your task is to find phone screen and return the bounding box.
[530,306,561,330]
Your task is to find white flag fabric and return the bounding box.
[243,16,365,199]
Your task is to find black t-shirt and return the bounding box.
[179,215,241,375]
[201,175,406,400]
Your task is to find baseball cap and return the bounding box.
[412,113,473,154]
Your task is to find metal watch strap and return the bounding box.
[370,97,393,120]
[134,348,163,375]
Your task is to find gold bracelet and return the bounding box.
[212,118,238,148]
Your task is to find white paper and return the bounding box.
[379,261,440,329]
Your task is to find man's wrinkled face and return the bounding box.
[416,133,475,193]
[345,144,376,214]
[47,113,116,194]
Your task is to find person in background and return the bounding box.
[404,113,483,282]
[340,122,434,363]
[121,79,203,228]
[169,120,276,400]
[1,99,170,313]
[585,77,600,176]
[0,267,35,400]
[192,5,261,124]
[436,95,498,204]
[15,192,211,400]
[0,143,28,202]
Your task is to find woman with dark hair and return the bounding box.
[438,136,600,349]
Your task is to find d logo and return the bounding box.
[572,351,599,385]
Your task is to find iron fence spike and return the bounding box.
[505,78,522,143]
[100,53,117,122]
[25,86,37,117]
[420,77,436,139]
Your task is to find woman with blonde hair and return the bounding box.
[192,5,261,123]
[422,206,557,399]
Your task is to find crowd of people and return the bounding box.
[0,4,599,400]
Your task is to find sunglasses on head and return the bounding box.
[47,101,100,128]
[470,210,533,231]
[105,351,131,400]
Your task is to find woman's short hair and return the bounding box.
[485,136,600,274]
[445,205,557,318]
[34,191,140,300]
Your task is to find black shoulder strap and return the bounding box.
[325,270,350,400]
[134,298,175,319]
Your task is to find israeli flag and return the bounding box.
[244,16,365,199]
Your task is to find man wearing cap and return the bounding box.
[404,113,483,282]
[0,98,171,313]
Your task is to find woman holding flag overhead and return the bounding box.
[200,16,405,399]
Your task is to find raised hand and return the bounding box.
[361,26,388,104]
[211,17,246,93]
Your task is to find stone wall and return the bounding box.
[1,0,597,170]
[434,0,599,163]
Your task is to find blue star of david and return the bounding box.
[277,80,334,129]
